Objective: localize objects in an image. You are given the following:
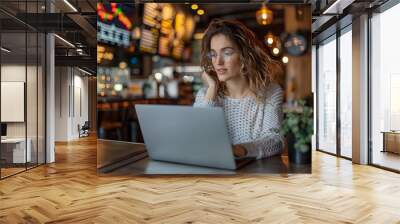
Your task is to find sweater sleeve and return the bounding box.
[240,84,284,159]
[193,87,218,108]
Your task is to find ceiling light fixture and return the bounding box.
[54,34,75,48]
[322,0,355,15]
[78,67,92,76]
[1,47,11,53]
[63,0,78,12]
[256,2,273,26]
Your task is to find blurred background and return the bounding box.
[97,3,312,142]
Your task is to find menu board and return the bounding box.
[172,40,184,59]
[141,28,159,54]
[140,3,196,60]
[171,11,196,60]
[158,36,170,56]
[184,16,195,42]
[158,4,175,56]
[140,3,161,54]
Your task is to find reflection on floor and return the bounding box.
[373,151,400,171]
[0,162,43,179]
[0,167,25,178]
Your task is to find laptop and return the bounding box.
[135,104,253,170]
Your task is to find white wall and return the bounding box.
[55,67,69,141]
[1,65,26,135]
[1,65,37,138]
[55,67,89,141]
[1,64,46,164]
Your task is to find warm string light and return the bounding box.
[267,37,274,45]
[191,4,198,10]
[282,56,289,64]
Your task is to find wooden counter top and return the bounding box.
[97,139,311,175]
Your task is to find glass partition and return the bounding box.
[0,0,46,179]
[0,24,28,178]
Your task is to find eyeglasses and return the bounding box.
[206,48,237,61]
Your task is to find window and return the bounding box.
[370,2,400,171]
[339,27,352,158]
[317,35,337,154]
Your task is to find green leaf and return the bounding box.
[281,98,313,152]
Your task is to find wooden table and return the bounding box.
[381,131,400,154]
[97,139,311,175]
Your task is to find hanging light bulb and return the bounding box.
[267,37,274,45]
[256,3,273,26]
[282,56,289,64]
[191,4,198,10]
[264,32,275,46]
[197,9,205,15]
[272,47,280,55]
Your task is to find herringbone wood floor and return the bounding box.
[1,136,400,223]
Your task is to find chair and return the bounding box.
[78,121,90,138]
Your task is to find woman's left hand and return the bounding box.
[232,145,247,157]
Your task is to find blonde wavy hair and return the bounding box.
[201,19,282,103]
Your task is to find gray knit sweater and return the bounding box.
[193,83,284,159]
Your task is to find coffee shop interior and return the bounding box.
[97,3,312,145]
[0,0,400,222]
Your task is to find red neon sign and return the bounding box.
[97,3,133,30]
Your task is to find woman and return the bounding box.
[193,19,284,159]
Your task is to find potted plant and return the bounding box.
[280,100,313,164]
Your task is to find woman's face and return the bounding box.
[208,34,242,82]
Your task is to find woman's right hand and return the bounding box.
[201,71,218,101]
[201,71,217,88]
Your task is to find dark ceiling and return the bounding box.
[0,0,97,73]
[192,3,286,39]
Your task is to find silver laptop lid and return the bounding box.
[135,104,236,170]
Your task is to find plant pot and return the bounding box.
[286,133,311,164]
